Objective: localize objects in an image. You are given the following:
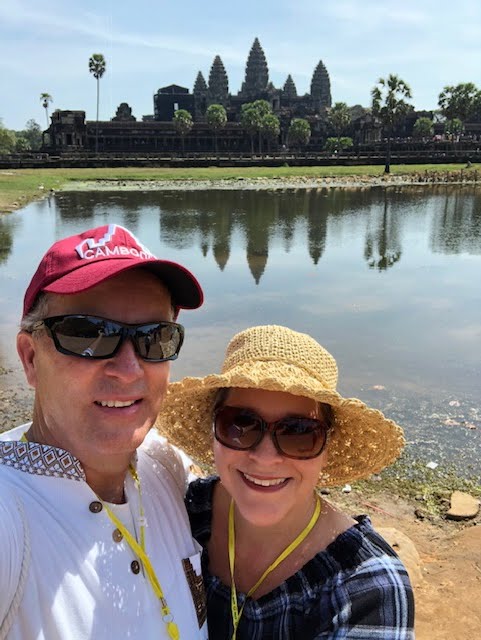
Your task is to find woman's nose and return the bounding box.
[248,429,284,462]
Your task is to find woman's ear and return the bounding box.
[17,332,38,388]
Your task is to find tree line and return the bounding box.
[172,100,312,154]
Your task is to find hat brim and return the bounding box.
[156,360,405,487]
[43,258,203,310]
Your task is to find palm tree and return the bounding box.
[288,118,311,152]
[172,109,193,155]
[206,104,227,152]
[371,74,412,174]
[40,93,53,129]
[88,53,106,153]
[240,103,261,153]
[327,102,351,149]
[260,113,280,152]
[240,100,271,153]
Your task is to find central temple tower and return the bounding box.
[239,37,269,99]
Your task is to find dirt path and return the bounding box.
[337,491,481,638]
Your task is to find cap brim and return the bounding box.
[43,258,203,310]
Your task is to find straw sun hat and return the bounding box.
[156,325,405,487]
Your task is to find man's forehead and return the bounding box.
[46,269,174,313]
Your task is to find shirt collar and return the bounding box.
[0,440,139,482]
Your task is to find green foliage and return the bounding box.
[206,104,227,152]
[327,102,351,138]
[0,124,17,154]
[89,54,106,152]
[413,117,434,139]
[438,83,480,123]
[371,74,413,129]
[19,119,43,150]
[324,136,353,152]
[173,110,193,153]
[206,104,227,130]
[260,113,280,143]
[15,137,31,152]
[173,109,194,136]
[40,93,53,128]
[241,101,271,126]
[371,74,413,173]
[288,118,311,149]
[88,53,106,80]
[240,103,262,137]
[250,99,271,118]
[40,92,52,107]
[445,118,464,137]
[241,101,273,152]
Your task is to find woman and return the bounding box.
[157,325,414,639]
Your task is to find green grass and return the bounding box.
[1,163,480,214]
[347,454,481,517]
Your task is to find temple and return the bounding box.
[46,38,348,153]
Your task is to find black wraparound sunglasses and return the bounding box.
[213,405,329,459]
[33,314,184,362]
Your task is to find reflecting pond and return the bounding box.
[1,185,480,474]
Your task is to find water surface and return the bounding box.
[1,185,480,473]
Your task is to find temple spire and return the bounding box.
[208,56,229,105]
[283,74,297,100]
[194,71,208,119]
[193,71,207,94]
[240,37,269,98]
[310,60,332,108]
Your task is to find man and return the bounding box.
[0,224,207,639]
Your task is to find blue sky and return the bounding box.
[1,0,480,131]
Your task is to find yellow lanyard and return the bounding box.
[20,434,179,640]
[228,495,321,640]
[102,466,180,640]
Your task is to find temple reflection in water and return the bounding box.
[48,185,481,285]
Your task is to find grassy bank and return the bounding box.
[1,163,480,214]
[351,455,481,517]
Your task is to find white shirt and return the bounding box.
[0,425,207,640]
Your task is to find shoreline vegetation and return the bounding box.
[1,163,480,215]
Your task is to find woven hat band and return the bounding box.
[221,326,339,390]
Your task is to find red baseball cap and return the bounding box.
[23,224,204,317]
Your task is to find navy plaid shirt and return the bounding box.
[186,477,415,640]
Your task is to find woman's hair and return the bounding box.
[213,387,334,432]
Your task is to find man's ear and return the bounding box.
[17,332,38,388]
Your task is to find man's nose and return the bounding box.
[104,336,144,379]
